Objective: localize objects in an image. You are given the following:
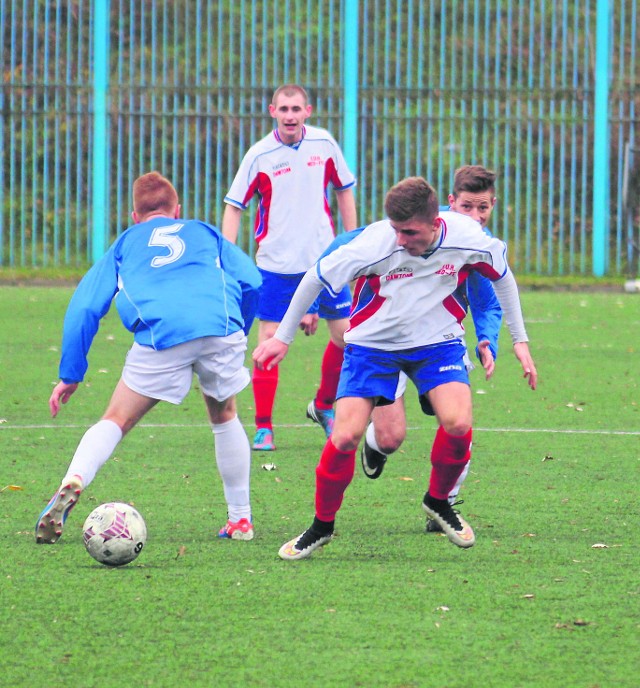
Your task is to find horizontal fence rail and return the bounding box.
[1,0,639,275]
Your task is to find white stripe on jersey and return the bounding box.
[316,211,509,351]
[225,124,356,274]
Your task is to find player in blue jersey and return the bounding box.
[361,165,502,533]
[254,176,537,560]
[36,172,262,545]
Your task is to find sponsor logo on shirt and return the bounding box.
[436,263,457,276]
[385,267,413,281]
[273,161,292,177]
[306,155,326,167]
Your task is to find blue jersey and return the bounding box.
[325,218,502,360]
[59,217,262,383]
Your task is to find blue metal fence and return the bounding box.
[1,0,639,275]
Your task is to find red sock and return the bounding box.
[253,365,278,429]
[428,426,472,499]
[315,438,356,521]
[314,340,344,410]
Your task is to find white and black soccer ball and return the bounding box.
[83,502,147,567]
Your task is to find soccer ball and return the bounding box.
[82,502,147,567]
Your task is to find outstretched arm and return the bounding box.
[492,269,538,390]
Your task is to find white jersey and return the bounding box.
[224,124,356,274]
[316,211,509,351]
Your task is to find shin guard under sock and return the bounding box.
[314,438,356,522]
[428,426,472,500]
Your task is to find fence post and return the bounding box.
[343,0,358,177]
[91,0,110,263]
[593,0,611,276]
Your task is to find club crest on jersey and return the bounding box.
[306,155,326,167]
[273,161,292,177]
[385,267,414,281]
[436,263,457,276]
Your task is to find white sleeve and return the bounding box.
[273,270,324,344]
[492,268,529,343]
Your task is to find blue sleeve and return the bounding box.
[219,238,262,335]
[320,227,365,259]
[58,247,120,383]
[466,270,502,361]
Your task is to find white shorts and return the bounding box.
[122,332,250,405]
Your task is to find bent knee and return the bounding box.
[375,427,405,454]
[440,420,472,437]
[331,429,363,453]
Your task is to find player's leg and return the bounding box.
[252,319,279,450]
[361,373,408,479]
[279,395,374,560]
[421,381,475,548]
[36,339,199,544]
[251,269,310,450]
[409,341,475,547]
[36,379,158,544]
[195,332,253,540]
[306,285,351,438]
[280,344,399,560]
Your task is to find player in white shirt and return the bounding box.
[362,165,503,534]
[253,176,537,560]
[222,84,357,452]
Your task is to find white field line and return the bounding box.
[1,423,639,436]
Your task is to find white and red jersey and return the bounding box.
[224,124,356,274]
[316,211,509,350]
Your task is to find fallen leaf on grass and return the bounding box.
[262,463,277,471]
[542,454,554,462]
[1,485,23,492]
[591,543,608,549]
[522,533,537,538]
[523,594,535,599]
[175,546,187,560]
[398,476,414,481]
[436,606,450,612]
[555,619,591,630]
[0,418,7,424]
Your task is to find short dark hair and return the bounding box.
[452,165,497,196]
[272,84,309,106]
[133,172,179,219]
[384,176,439,223]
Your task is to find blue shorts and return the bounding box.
[336,340,469,406]
[257,268,352,322]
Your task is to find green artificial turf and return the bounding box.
[0,287,638,687]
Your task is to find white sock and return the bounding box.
[366,422,388,456]
[448,460,471,504]
[212,416,251,522]
[64,419,123,488]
